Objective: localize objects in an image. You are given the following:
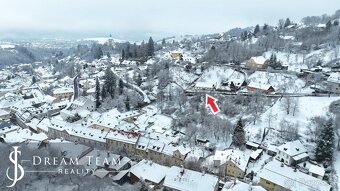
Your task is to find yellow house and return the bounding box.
[171,51,183,59]
[52,87,74,100]
[245,56,267,69]
[213,149,250,178]
[259,161,331,191]
[105,130,140,153]
[259,177,280,190]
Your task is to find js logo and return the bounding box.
[6,146,24,187]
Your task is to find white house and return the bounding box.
[276,140,308,166]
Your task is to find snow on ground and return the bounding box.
[195,66,244,89]
[246,96,340,143]
[262,46,340,72]
[247,71,308,93]
[170,67,199,89]
[263,51,306,72]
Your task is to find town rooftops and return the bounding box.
[259,160,330,191]
[105,129,139,144]
[49,118,107,143]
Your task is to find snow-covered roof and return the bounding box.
[246,141,260,148]
[53,87,73,94]
[309,165,325,177]
[327,72,340,83]
[213,149,250,171]
[276,140,307,157]
[259,161,330,191]
[0,109,9,116]
[250,149,263,160]
[1,128,48,142]
[164,166,218,191]
[251,56,267,64]
[222,180,266,191]
[174,145,191,155]
[93,169,109,179]
[49,118,107,143]
[317,23,326,28]
[105,129,139,144]
[130,159,169,184]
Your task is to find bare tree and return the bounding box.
[291,97,300,116]
[264,109,277,129]
[281,97,292,115]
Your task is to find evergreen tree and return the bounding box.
[135,73,143,86]
[32,76,37,84]
[147,37,155,57]
[162,38,166,46]
[118,79,124,95]
[121,49,125,60]
[284,18,291,28]
[326,20,332,31]
[263,23,268,30]
[101,86,107,99]
[133,43,138,58]
[233,118,246,147]
[315,121,334,162]
[126,96,130,111]
[126,44,131,59]
[95,78,101,108]
[254,24,260,34]
[103,67,116,98]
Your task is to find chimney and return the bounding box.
[180,165,185,176]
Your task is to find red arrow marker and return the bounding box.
[206,94,220,114]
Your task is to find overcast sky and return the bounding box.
[0,0,339,40]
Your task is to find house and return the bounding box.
[163,166,219,191]
[259,160,330,191]
[213,149,250,178]
[309,164,325,180]
[48,119,108,150]
[170,51,183,59]
[247,82,275,93]
[172,145,191,163]
[128,159,169,188]
[326,72,340,93]
[0,109,10,120]
[245,141,260,150]
[70,96,96,112]
[250,149,263,161]
[266,144,277,156]
[245,56,267,69]
[53,87,74,100]
[276,140,308,166]
[105,129,140,153]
